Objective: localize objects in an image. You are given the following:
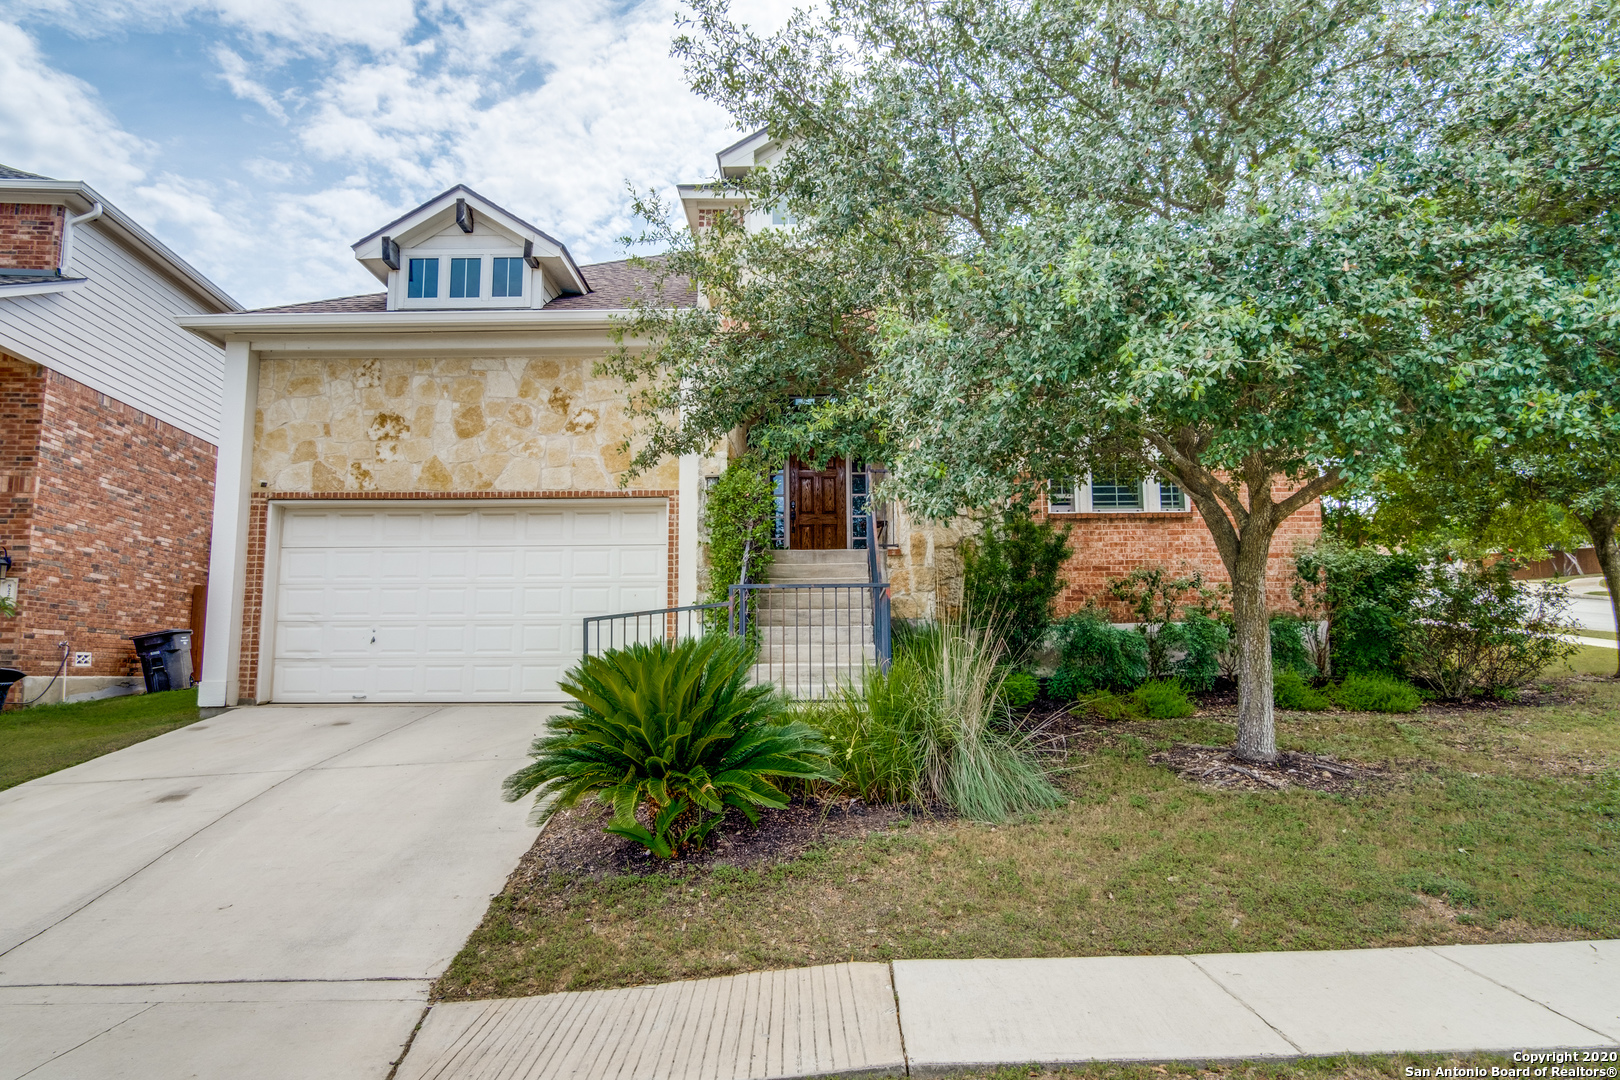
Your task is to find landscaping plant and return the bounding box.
[1295,544,1423,678]
[501,636,838,858]
[1332,674,1422,714]
[999,671,1039,709]
[1048,607,1147,699]
[1269,616,1318,678]
[1106,565,1225,681]
[1175,610,1229,691]
[1273,669,1331,712]
[961,507,1072,664]
[1400,560,1580,700]
[1130,679,1197,720]
[701,454,777,617]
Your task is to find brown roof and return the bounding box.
[243,258,695,316]
[250,292,387,314]
[543,258,697,310]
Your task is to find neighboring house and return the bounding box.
[0,165,238,702]
[186,140,1318,709]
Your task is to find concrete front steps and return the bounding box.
[746,549,878,698]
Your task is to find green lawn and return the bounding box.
[437,675,1620,1001]
[1564,643,1619,675]
[0,688,204,791]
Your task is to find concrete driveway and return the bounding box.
[0,703,547,1079]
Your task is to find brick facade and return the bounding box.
[0,203,65,270]
[0,353,216,678]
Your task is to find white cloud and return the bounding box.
[0,20,150,184]
[212,45,288,121]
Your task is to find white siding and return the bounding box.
[0,224,225,443]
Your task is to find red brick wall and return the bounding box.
[1042,481,1323,618]
[0,357,46,670]
[0,367,217,676]
[0,203,64,270]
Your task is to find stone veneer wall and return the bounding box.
[253,356,679,493]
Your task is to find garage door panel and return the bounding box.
[272,502,666,703]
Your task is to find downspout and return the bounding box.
[59,201,104,273]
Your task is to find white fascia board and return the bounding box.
[174,306,665,348]
[0,179,241,313]
[677,184,749,234]
[716,128,773,176]
[0,276,89,299]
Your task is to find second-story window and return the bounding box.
[492,257,523,297]
[408,258,438,298]
[450,257,481,299]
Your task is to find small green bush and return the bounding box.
[1295,543,1423,677]
[1075,689,1140,721]
[1333,673,1422,713]
[1131,678,1196,719]
[1000,671,1039,709]
[1273,669,1331,711]
[1269,615,1318,677]
[502,636,838,858]
[1172,611,1229,690]
[1049,608,1147,696]
[962,508,1073,663]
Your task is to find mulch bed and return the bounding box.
[510,795,914,882]
[1148,742,1384,793]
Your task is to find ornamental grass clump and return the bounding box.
[501,636,837,859]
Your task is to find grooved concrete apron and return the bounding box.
[3,707,1617,1079]
[0,704,547,1079]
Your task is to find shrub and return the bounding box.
[1269,615,1317,677]
[1172,611,1229,691]
[502,636,837,858]
[1107,564,1227,679]
[1075,689,1140,722]
[806,621,1064,821]
[1000,671,1039,709]
[1131,678,1196,719]
[962,508,1072,663]
[1273,669,1331,711]
[1400,560,1580,699]
[1332,673,1422,713]
[1295,544,1423,677]
[1049,608,1147,697]
[702,454,777,609]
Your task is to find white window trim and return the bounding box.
[1047,475,1192,514]
[392,251,537,310]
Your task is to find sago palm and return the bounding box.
[502,635,838,857]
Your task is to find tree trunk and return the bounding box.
[1230,520,1279,761]
[1577,510,1620,679]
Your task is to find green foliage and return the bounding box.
[1171,611,1230,691]
[1295,544,1423,678]
[1397,871,1481,909]
[702,454,777,608]
[961,508,1072,663]
[999,671,1039,709]
[1273,669,1331,712]
[1401,560,1581,700]
[1049,608,1147,697]
[1107,565,1225,680]
[1131,678,1196,719]
[1269,616,1317,678]
[1074,689,1141,722]
[802,620,1063,821]
[502,637,838,858]
[1332,674,1422,714]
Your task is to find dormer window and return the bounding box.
[407,258,438,298]
[449,258,481,298]
[492,257,523,297]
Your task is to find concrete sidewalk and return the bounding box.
[0,703,546,1080]
[398,940,1620,1080]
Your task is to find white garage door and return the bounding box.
[270,502,667,702]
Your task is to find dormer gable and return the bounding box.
[351,186,590,312]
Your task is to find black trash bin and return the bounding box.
[131,630,194,694]
[0,667,24,708]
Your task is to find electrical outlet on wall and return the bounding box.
[73,652,92,668]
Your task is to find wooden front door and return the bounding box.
[788,456,846,549]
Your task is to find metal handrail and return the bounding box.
[864,511,892,673]
[582,600,732,657]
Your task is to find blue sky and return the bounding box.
[0,1,791,308]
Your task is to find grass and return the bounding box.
[1562,644,1619,676]
[436,674,1620,1001]
[938,1053,1519,1080]
[0,688,203,791]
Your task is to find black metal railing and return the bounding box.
[582,602,731,657]
[729,582,888,699]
